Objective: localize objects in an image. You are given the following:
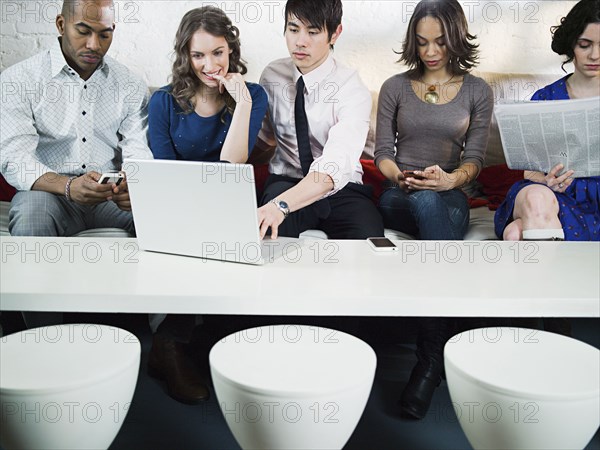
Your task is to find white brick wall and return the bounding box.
[1,1,574,91]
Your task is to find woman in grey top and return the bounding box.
[374,0,493,420]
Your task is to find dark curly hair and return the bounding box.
[398,0,479,77]
[551,0,600,71]
[170,6,247,115]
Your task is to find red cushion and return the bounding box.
[476,164,523,210]
[360,159,386,201]
[0,174,16,202]
[253,164,270,199]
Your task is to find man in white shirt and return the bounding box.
[0,0,152,236]
[256,0,384,239]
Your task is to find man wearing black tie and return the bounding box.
[256,0,384,239]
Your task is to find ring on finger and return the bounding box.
[558,182,564,188]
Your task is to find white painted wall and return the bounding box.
[1,1,576,91]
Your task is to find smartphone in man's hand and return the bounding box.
[98,172,124,185]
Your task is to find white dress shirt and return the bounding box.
[259,55,372,194]
[0,38,152,191]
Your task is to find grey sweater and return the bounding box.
[374,72,494,172]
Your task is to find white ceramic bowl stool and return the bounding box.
[444,327,599,450]
[0,324,141,450]
[210,324,377,449]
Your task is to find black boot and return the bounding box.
[148,335,209,404]
[400,318,453,419]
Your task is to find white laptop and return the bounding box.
[124,159,301,265]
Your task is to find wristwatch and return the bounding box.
[270,198,290,218]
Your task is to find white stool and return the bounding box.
[209,325,377,450]
[444,327,600,450]
[0,324,140,450]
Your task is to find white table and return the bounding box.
[1,237,598,317]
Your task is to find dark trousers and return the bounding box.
[261,174,384,239]
[156,314,198,343]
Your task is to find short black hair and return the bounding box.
[284,0,343,48]
[551,0,600,70]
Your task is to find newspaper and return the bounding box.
[494,97,600,177]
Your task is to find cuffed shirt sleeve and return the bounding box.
[117,78,153,162]
[310,74,372,194]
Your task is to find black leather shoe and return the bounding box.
[399,318,452,419]
[148,335,209,404]
[399,362,442,419]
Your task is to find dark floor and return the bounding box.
[2,314,599,449]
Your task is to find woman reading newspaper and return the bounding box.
[495,0,600,242]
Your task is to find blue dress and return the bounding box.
[494,75,600,240]
[148,82,268,161]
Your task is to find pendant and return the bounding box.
[424,90,439,104]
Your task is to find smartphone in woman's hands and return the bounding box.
[403,170,426,180]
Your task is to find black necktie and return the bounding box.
[295,76,313,176]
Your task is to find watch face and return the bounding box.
[278,201,289,210]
